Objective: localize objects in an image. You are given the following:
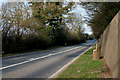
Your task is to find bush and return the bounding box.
[67,31,81,45]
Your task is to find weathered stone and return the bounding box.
[99,11,120,78]
[93,49,97,60]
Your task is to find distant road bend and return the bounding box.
[2,39,97,78]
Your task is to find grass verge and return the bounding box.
[57,45,112,78]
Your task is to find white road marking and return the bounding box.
[49,41,97,78]
[1,46,82,70]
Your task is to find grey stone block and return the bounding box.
[99,11,120,78]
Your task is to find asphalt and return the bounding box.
[1,39,97,78]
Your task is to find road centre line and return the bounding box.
[1,46,85,70]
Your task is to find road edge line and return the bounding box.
[49,45,94,78]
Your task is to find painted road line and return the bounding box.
[2,42,87,60]
[0,46,84,70]
[49,45,93,78]
[49,41,97,78]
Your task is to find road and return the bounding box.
[1,39,96,78]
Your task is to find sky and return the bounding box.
[71,4,92,35]
[0,1,93,35]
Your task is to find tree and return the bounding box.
[2,2,32,53]
[65,12,85,42]
[2,2,87,54]
[30,2,75,45]
[81,2,120,39]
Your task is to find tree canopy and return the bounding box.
[81,2,120,39]
[2,2,88,54]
